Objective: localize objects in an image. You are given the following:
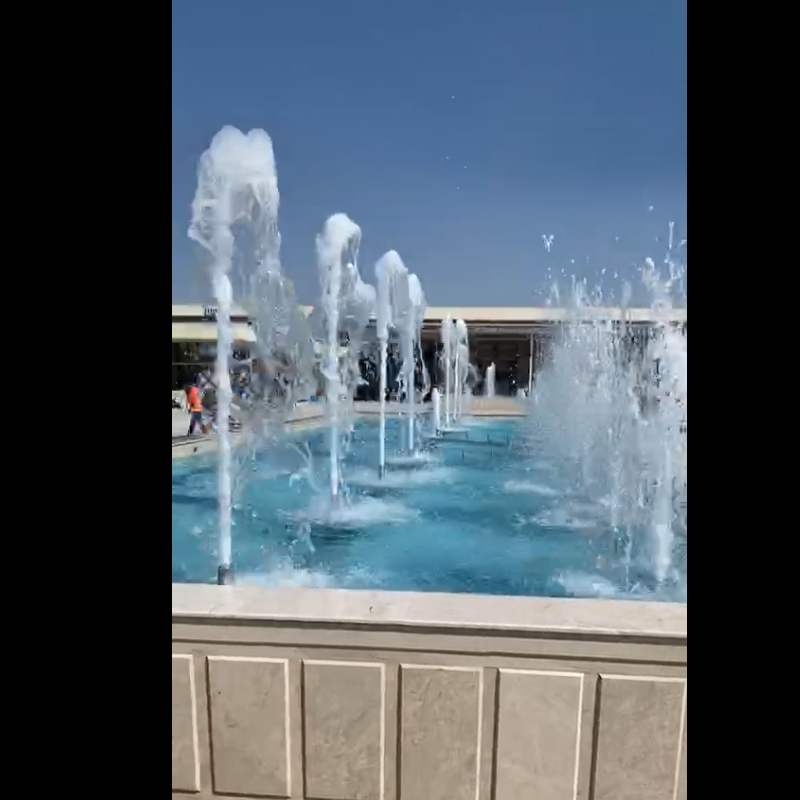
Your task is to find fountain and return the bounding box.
[436,318,472,432]
[454,319,470,420]
[438,317,465,430]
[373,260,432,471]
[453,320,463,420]
[529,244,687,589]
[431,387,442,433]
[375,250,411,476]
[375,254,392,479]
[485,362,496,397]
[398,274,427,453]
[315,214,376,501]
[527,333,535,396]
[175,128,686,602]
[188,126,290,585]
[440,316,453,428]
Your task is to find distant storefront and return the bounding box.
[171,304,255,390]
[172,303,686,395]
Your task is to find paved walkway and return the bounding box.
[172,396,526,439]
[172,403,326,439]
[466,396,528,416]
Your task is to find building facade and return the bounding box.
[171,304,256,390]
[172,304,686,395]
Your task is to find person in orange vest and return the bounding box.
[185,382,207,435]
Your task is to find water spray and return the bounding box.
[374,250,407,477]
[316,214,361,501]
[189,126,282,585]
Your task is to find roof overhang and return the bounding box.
[172,322,256,343]
[294,304,686,326]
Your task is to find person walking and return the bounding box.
[185,382,206,435]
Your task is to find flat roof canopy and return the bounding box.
[172,303,250,320]
[172,322,256,343]
[422,306,687,324]
[305,304,686,325]
[172,303,687,332]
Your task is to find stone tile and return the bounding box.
[676,707,687,800]
[495,669,583,800]
[593,675,686,800]
[207,656,290,797]
[400,665,482,800]
[303,660,384,800]
[172,655,200,793]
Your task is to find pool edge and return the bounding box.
[172,582,687,639]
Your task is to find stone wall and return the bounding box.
[172,584,687,800]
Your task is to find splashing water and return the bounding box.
[187,126,317,581]
[315,214,377,500]
[432,387,442,432]
[394,273,427,453]
[437,317,474,428]
[485,363,496,397]
[188,126,286,577]
[440,316,453,427]
[375,254,392,477]
[375,250,409,475]
[182,127,686,596]
[454,319,472,420]
[530,236,687,588]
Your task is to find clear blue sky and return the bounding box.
[172,0,687,306]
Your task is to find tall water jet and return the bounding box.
[341,264,376,377]
[440,317,453,428]
[223,132,313,539]
[432,387,442,433]
[374,250,407,477]
[485,362,496,397]
[459,343,471,415]
[401,274,426,452]
[454,319,469,419]
[188,126,282,585]
[316,214,362,500]
[375,258,391,478]
[527,332,535,396]
[453,324,460,419]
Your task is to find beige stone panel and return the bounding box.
[172,655,200,793]
[399,665,482,800]
[676,706,687,800]
[303,660,385,800]
[207,656,291,798]
[495,669,584,800]
[593,675,687,800]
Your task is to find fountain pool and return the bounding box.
[172,416,687,601]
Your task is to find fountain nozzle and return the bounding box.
[217,564,235,585]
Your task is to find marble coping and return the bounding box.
[172,583,687,642]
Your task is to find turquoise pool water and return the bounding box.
[172,417,687,601]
